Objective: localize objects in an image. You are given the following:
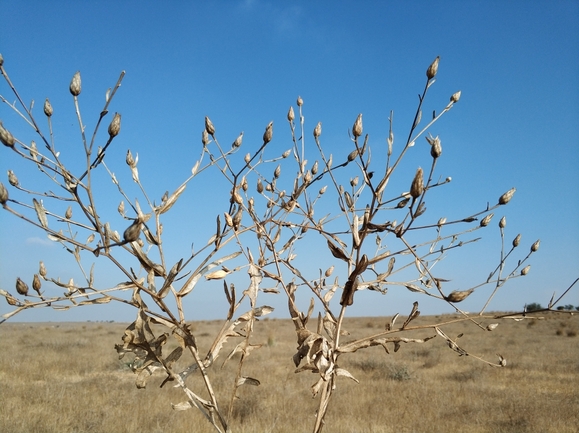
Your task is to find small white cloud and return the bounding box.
[26,237,55,247]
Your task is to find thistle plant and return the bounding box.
[1,53,576,433]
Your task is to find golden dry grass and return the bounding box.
[1,313,578,433]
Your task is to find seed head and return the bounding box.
[531,239,540,252]
[108,112,121,138]
[69,71,81,96]
[426,56,440,79]
[499,216,507,229]
[521,265,531,276]
[205,116,216,135]
[347,148,359,162]
[7,170,18,187]
[33,274,42,295]
[257,178,264,193]
[16,277,29,296]
[263,121,273,144]
[429,136,442,159]
[0,121,16,147]
[202,130,210,146]
[287,106,295,122]
[450,91,461,103]
[350,176,359,187]
[123,220,141,243]
[44,98,53,117]
[311,161,319,175]
[512,234,521,248]
[444,288,474,303]
[0,182,8,205]
[297,96,303,107]
[498,187,516,205]
[39,261,47,278]
[410,167,424,199]
[126,149,136,167]
[232,132,243,148]
[65,205,73,219]
[313,122,322,139]
[274,164,281,179]
[480,213,494,227]
[352,114,363,138]
[244,153,251,163]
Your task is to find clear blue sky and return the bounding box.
[1,1,578,322]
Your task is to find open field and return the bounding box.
[1,313,578,433]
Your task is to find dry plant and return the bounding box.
[1,52,577,433]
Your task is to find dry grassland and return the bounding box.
[1,313,578,433]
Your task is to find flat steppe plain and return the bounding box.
[1,313,577,433]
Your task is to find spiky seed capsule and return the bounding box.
[480,213,494,227]
[16,277,29,296]
[426,56,440,79]
[0,182,8,205]
[263,121,273,144]
[7,170,18,187]
[297,96,303,106]
[531,239,540,252]
[313,122,322,138]
[69,71,81,96]
[126,149,135,167]
[352,114,363,138]
[498,187,516,205]
[33,274,42,294]
[499,216,507,228]
[232,132,243,148]
[450,91,461,103]
[512,234,521,247]
[205,116,215,135]
[39,261,47,277]
[410,167,424,199]
[287,106,295,122]
[202,130,210,146]
[521,265,531,275]
[65,205,73,219]
[123,220,141,243]
[0,121,16,147]
[274,164,281,179]
[108,112,121,138]
[44,98,53,117]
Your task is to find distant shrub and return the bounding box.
[526,303,543,311]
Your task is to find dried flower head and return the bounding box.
[347,149,359,162]
[444,288,474,303]
[521,265,531,275]
[0,121,16,147]
[202,130,210,146]
[313,122,322,139]
[0,182,8,205]
[499,216,507,228]
[311,161,319,175]
[16,277,29,296]
[123,220,141,243]
[297,96,303,106]
[410,167,424,199]
[205,116,216,135]
[426,56,440,79]
[7,170,18,187]
[126,149,136,167]
[44,98,53,117]
[498,187,516,205]
[480,213,494,227]
[32,274,42,295]
[352,114,363,138]
[274,164,281,179]
[287,106,295,122]
[232,132,243,148]
[531,239,540,252]
[65,205,73,220]
[263,121,273,144]
[108,112,121,138]
[69,71,81,96]
[512,234,521,248]
[39,261,47,278]
[450,91,461,103]
[429,135,442,159]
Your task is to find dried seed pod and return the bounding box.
[499,216,506,229]
[117,201,125,216]
[202,130,210,146]
[65,205,73,219]
[352,114,363,138]
[512,234,521,248]
[16,277,29,296]
[44,98,53,117]
[450,91,461,103]
[232,132,243,148]
[126,149,135,167]
[123,220,141,243]
[430,136,442,159]
[347,148,359,162]
[325,265,334,277]
[282,149,291,158]
[480,213,494,227]
[32,274,42,295]
[304,170,312,183]
[313,122,322,138]
[263,121,273,144]
[486,323,499,331]
[444,288,474,303]
[274,164,281,179]
[311,161,319,175]
[0,121,16,147]
[410,167,424,199]
[437,217,447,227]
[287,106,295,122]
[319,186,327,195]
[7,170,18,187]
[205,116,215,135]
[39,261,47,278]
[530,239,540,252]
[244,153,251,163]
[498,187,516,205]
[297,96,303,106]
[69,71,81,96]
[350,176,359,187]
[241,176,248,192]
[426,56,440,79]
[224,212,233,227]
[257,178,264,193]
[0,182,8,205]
[521,265,531,275]
[108,112,121,138]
